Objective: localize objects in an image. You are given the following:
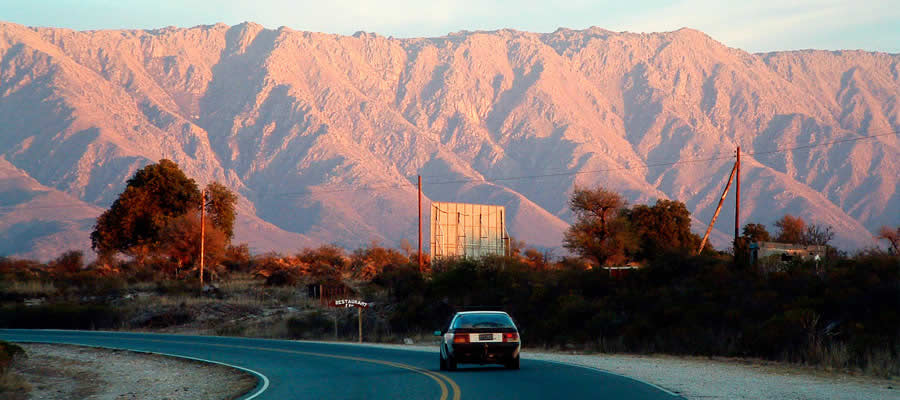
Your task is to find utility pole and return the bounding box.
[418,175,423,272]
[735,146,741,245]
[200,188,206,289]
[698,161,738,254]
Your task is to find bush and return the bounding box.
[0,341,24,375]
[265,268,301,287]
[287,312,333,339]
[54,271,127,297]
[154,279,195,295]
[0,304,124,330]
[370,251,899,374]
[133,308,194,329]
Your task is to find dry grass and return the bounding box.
[806,340,851,371]
[216,273,259,292]
[864,348,900,378]
[0,371,31,397]
[0,341,30,398]
[1,280,56,297]
[131,287,311,309]
[128,281,157,291]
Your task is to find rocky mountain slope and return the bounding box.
[0,21,896,260]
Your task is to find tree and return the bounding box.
[204,182,237,241]
[400,238,413,258]
[627,199,699,259]
[742,223,771,243]
[877,226,899,254]
[774,214,806,244]
[509,237,526,258]
[563,186,637,266]
[802,224,834,246]
[91,159,201,260]
[50,250,84,275]
[161,211,226,278]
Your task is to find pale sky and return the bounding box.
[2,0,898,53]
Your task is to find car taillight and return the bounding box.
[453,334,469,344]
[503,332,519,342]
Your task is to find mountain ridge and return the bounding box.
[0,21,896,260]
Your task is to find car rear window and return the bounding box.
[452,313,515,329]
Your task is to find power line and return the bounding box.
[425,130,899,187]
[0,203,103,212]
[273,182,416,198]
[0,130,896,209]
[425,154,736,186]
[746,131,898,156]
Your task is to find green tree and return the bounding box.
[627,199,699,259]
[742,223,771,243]
[563,186,637,266]
[774,214,806,244]
[91,159,201,261]
[204,182,237,241]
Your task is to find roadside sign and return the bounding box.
[327,299,369,343]
[332,299,369,308]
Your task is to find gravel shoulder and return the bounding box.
[313,340,900,400]
[9,343,257,400]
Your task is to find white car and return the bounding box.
[434,311,520,370]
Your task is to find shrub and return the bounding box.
[54,271,127,297]
[265,268,301,286]
[287,312,333,339]
[134,308,194,329]
[0,341,25,375]
[0,304,124,330]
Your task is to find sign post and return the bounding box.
[331,299,369,343]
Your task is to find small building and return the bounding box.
[750,242,826,266]
[602,263,641,278]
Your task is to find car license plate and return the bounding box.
[479,333,493,341]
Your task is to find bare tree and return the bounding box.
[802,224,834,246]
[877,226,899,254]
[400,238,413,258]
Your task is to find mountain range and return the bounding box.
[0,21,897,260]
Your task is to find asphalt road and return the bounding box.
[0,329,683,399]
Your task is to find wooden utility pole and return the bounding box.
[200,188,206,288]
[698,161,738,254]
[735,146,741,245]
[418,175,423,272]
[358,307,363,343]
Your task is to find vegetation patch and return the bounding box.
[0,164,896,378]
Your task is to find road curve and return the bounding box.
[0,329,683,399]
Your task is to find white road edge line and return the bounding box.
[536,359,684,399]
[4,339,270,400]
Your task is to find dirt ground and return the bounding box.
[6,343,257,400]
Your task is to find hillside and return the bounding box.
[0,22,897,259]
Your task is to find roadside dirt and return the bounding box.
[8,343,257,400]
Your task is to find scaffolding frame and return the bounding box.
[430,202,509,260]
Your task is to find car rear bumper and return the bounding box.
[450,342,520,364]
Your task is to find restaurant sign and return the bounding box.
[332,299,370,308]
